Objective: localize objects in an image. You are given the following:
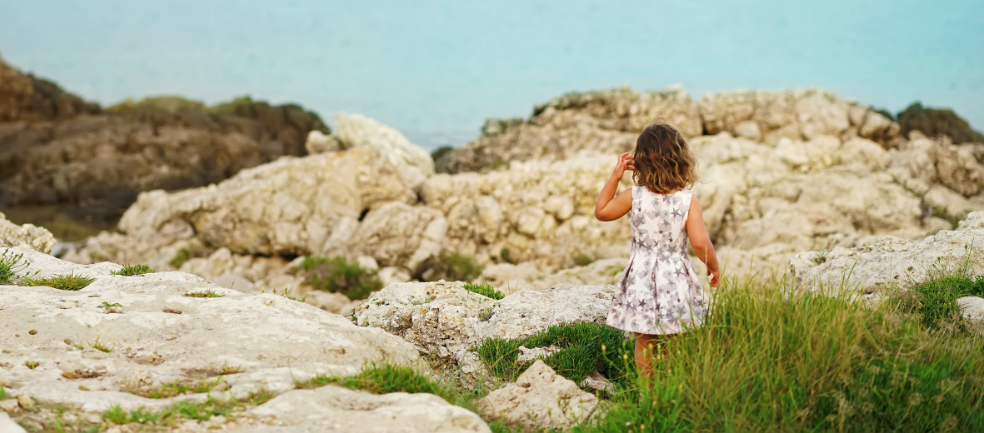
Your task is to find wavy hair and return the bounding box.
[632,120,699,194]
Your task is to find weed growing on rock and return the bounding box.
[464,280,505,300]
[479,322,632,385]
[147,377,224,399]
[426,251,484,282]
[185,288,225,298]
[111,263,154,276]
[169,242,210,270]
[271,286,307,302]
[22,273,95,291]
[573,253,594,267]
[299,256,382,300]
[89,337,112,353]
[98,301,123,313]
[221,364,242,375]
[24,360,39,369]
[0,250,29,284]
[0,386,6,398]
[890,270,984,330]
[813,247,828,264]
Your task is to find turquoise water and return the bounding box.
[1,0,982,149]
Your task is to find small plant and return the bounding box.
[147,377,224,399]
[499,248,515,264]
[99,301,124,313]
[0,386,6,399]
[464,280,504,300]
[112,264,154,276]
[221,364,242,375]
[24,360,39,369]
[0,250,29,284]
[890,271,984,330]
[271,286,307,302]
[573,253,594,267]
[169,242,210,270]
[299,256,382,300]
[79,384,89,391]
[90,337,113,353]
[185,289,225,298]
[22,273,95,291]
[813,247,829,264]
[426,251,484,282]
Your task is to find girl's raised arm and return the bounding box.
[594,152,634,221]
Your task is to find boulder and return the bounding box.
[480,258,625,292]
[0,247,419,412]
[0,212,55,253]
[477,360,599,431]
[957,296,984,324]
[788,211,984,293]
[304,130,343,154]
[335,112,435,190]
[246,385,490,433]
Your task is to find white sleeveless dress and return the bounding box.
[606,186,707,335]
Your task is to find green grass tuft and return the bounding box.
[146,377,224,399]
[185,288,225,298]
[24,360,39,369]
[573,253,594,267]
[112,264,154,276]
[101,390,275,427]
[98,301,124,313]
[169,242,210,270]
[426,251,484,282]
[90,337,113,353]
[890,271,984,330]
[0,250,29,284]
[464,280,505,300]
[299,256,382,300]
[22,273,95,291]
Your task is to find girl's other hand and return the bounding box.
[613,152,635,178]
[709,269,721,288]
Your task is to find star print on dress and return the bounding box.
[606,187,708,335]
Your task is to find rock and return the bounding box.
[0,247,419,412]
[477,360,599,431]
[0,399,18,412]
[788,212,984,293]
[897,102,984,144]
[437,86,698,174]
[924,185,978,222]
[0,53,99,122]
[304,130,343,154]
[481,258,625,292]
[516,345,560,363]
[329,201,447,276]
[15,394,33,409]
[246,385,490,433]
[579,371,616,395]
[0,212,55,253]
[353,282,612,369]
[0,411,26,433]
[335,112,435,187]
[957,296,984,324]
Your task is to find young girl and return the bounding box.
[594,121,721,379]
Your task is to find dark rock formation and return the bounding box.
[897,102,984,144]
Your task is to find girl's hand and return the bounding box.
[612,152,635,179]
[709,268,722,288]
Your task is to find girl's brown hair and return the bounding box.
[633,120,699,193]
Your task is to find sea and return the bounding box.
[0,0,982,150]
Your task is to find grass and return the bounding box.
[146,377,224,399]
[169,242,210,270]
[813,247,829,264]
[299,256,382,300]
[566,276,984,432]
[100,390,275,428]
[0,249,29,284]
[185,288,225,298]
[890,270,984,330]
[90,337,113,353]
[111,263,154,276]
[21,273,95,291]
[465,280,505,300]
[24,360,39,369]
[98,301,123,313]
[573,253,595,267]
[426,251,484,282]
[479,322,633,386]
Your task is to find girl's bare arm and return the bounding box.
[595,153,634,221]
[686,196,722,287]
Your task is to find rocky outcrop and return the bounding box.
[897,102,984,144]
[353,282,612,371]
[0,247,419,412]
[0,212,55,253]
[247,385,490,433]
[336,112,435,186]
[788,211,984,293]
[477,360,599,431]
[0,57,328,220]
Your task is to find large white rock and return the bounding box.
[788,211,984,293]
[335,112,435,190]
[245,385,490,433]
[0,247,419,412]
[0,212,55,254]
[477,360,599,431]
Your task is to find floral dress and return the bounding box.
[606,186,707,335]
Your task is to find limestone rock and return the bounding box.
[788,212,984,293]
[335,112,435,184]
[481,258,625,292]
[477,360,599,431]
[330,201,448,275]
[0,411,26,433]
[957,296,984,324]
[246,385,490,433]
[304,130,342,154]
[0,247,419,412]
[0,212,55,253]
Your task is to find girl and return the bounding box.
[594,121,721,379]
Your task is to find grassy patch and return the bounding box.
[111,263,154,276]
[479,322,633,386]
[22,273,95,291]
[891,271,984,330]
[24,360,39,369]
[185,288,225,298]
[573,253,594,267]
[574,278,984,432]
[426,251,484,282]
[464,280,504,300]
[170,242,210,270]
[0,250,29,284]
[101,390,275,428]
[90,337,113,353]
[146,377,224,399]
[299,256,382,300]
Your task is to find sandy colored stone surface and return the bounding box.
[242,385,490,433]
[0,212,55,253]
[0,247,419,413]
[478,360,599,431]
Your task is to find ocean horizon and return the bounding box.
[1,0,982,150]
